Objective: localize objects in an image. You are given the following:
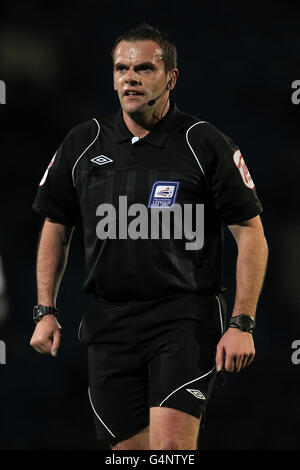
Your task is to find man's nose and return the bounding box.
[125,68,140,84]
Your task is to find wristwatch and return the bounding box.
[33,305,59,323]
[229,314,255,333]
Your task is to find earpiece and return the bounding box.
[169,76,174,89]
[147,74,175,106]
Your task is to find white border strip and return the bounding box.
[72,118,100,187]
[185,121,207,178]
[215,294,224,335]
[77,320,82,341]
[159,367,215,407]
[88,387,116,438]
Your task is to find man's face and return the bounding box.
[113,40,171,115]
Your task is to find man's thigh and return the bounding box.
[88,343,149,447]
[148,319,218,423]
[150,407,201,450]
[110,407,200,450]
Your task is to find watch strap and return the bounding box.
[33,304,58,323]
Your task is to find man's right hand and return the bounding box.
[30,315,62,357]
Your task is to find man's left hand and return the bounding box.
[215,327,255,373]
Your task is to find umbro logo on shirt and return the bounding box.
[186,388,205,400]
[91,155,113,166]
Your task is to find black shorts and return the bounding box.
[79,293,226,446]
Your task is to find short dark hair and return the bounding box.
[111,23,177,72]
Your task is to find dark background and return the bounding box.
[0,0,299,450]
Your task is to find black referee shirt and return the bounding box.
[33,101,263,303]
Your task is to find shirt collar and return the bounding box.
[114,101,180,148]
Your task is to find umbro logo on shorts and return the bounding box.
[91,155,113,166]
[186,388,205,400]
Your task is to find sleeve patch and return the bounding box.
[233,150,255,189]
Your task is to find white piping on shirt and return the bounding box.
[88,386,116,438]
[77,320,82,342]
[185,121,208,179]
[72,118,100,187]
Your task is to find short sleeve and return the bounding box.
[32,131,80,225]
[197,124,263,225]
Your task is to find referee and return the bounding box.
[30,23,268,450]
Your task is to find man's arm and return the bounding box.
[30,218,74,357]
[215,215,268,373]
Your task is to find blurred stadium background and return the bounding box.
[0,0,300,450]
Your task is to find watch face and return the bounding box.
[33,306,42,322]
[236,315,254,330]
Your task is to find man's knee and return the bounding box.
[151,437,189,450]
[110,426,150,450]
[111,442,132,450]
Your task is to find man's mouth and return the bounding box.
[123,90,144,97]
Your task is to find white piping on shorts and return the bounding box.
[72,118,100,187]
[215,294,224,335]
[158,367,215,407]
[185,121,208,180]
[88,386,116,438]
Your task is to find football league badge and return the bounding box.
[148,181,180,208]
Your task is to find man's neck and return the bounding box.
[122,99,170,139]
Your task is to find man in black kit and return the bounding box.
[30,23,268,450]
